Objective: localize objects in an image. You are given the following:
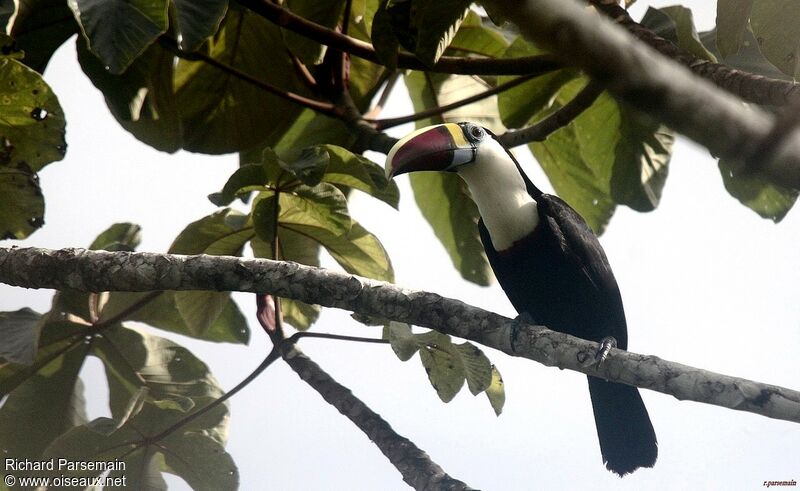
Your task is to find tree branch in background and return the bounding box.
[483,0,800,189]
[159,37,342,119]
[589,0,800,107]
[235,0,562,76]
[369,74,538,130]
[2,247,799,425]
[498,80,605,148]
[279,339,473,490]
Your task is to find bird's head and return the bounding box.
[385,122,541,251]
[385,122,489,178]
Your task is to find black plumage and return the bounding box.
[478,154,657,476]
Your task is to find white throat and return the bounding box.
[456,139,539,251]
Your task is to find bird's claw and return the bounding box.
[509,312,536,350]
[595,336,617,366]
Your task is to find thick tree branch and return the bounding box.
[483,0,800,189]
[279,339,472,490]
[2,247,799,425]
[235,0,562,76]
[589,0,800,107]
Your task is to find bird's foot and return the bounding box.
[509,312,536,351]
[594,336,617,367]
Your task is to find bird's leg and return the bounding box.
[595,336,617,366]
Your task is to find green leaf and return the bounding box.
[253,193,279,245]
[660,6,717,62]
[281,146,330,185]
[454,341,492,395]
[173,0,228,51]
[404,70,492,285]
[211,163,271,206]
[719,158,798,222]
[410,0,471,66]
[169,208,253,255]
[385,321,419,361]
[716,0,755,57]
[68,0,169,74]
[0,57,67,172]
[0,322,88,462]
[175,291,233,339]
[417,331,465,403]
[93,326,229,432]
[282,0,347,64]
[485,365,505,416]
[610,109,673,212]
[749,0,800,78]
[371,1,400,68]
[317,144,400,209]
[278,183,352,237]
[0,161,45,240]
[100,292,250,344]
[447,10,509,58]
[89,222,142,251]
[77,37,182,153]
[5,0,79,72]
[282,220,393,281]
[0,307,41,365]
[44,419,238,491]
[174,7,307,153]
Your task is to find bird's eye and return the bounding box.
[466,125,484,142]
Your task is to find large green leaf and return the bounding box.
[6,0,79,72]
[89,222,142,251]
[173,0,228,51]
[448,10,509,58]
[404,70,491,285]
[282,221,393,281]
[277,183,352,237]
[282,0,347,65]
[410,0,471,66]
[44,418,237,491]
[174,7,306,153]
[370,0,400,68]
[0,161,44,239]
[0,308,42,365]
[497,37,576,129]
[0,321,89,462]
[719,158,798,222]
[749,0,800,78]
[77,37,182,152]
[68,0,169,74]
[93,326,228,434]
[716,0,754,58]
[0,57,66,172]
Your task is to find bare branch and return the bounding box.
[235,0,562,76]
[2,247,799,425]
[589,0,800,107]
[482,0,800,189]
[279,340,473,490]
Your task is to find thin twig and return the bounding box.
[290,331,390,345]
[498,80,605,148]
[159,37,342,119]
[370,74,538,130]
[235,0,562,76]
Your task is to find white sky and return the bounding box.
[2,2,799,490]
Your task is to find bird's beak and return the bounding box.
[385,123,476,179]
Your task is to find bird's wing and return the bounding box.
[538,194,619,295]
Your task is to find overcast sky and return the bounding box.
[2,2,799,490]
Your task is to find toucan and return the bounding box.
[385,122,657,476]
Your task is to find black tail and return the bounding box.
[587,376,657,476]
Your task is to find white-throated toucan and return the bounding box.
[385,122,657,476]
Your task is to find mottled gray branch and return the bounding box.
[484,0,800,189]
[2,247,799,424]
[280,341,472,490]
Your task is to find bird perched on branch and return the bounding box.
[385,122,657,476]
